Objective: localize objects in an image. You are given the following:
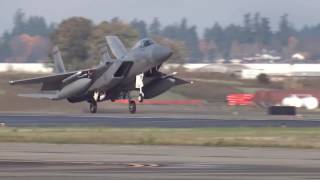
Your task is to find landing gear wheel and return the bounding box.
[89,102,97,114]
[129,100,136,114]
[138,94,144,103]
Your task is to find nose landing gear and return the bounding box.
[138,93,144,103]
[136,73,145,103]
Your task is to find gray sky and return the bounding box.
[1,0,320,35]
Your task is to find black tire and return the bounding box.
[138,94,144,103]
[129,100,136,114]
[89,102,97,114]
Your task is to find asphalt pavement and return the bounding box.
[1,143,320,180]
[0,114,320,128]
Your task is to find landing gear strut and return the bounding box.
[136,73,144,103]
[88,91,139,114]
[128,100,136,114]
[88,92,98,114]
[126,91,137,114]
[138,93,144,103]
[89,101,97,114]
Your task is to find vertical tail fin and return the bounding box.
[100,46,113,64]
[52,46,66,74]
[105,36,128,59]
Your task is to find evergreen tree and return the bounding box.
[253,12,262,43]
[130,19,148,38]
[223,24,242,58]
[178,18,188,39]
[252,13,272,45]
[204,23,224,43]
[149,18,161,36]
[161,24,179,39]
[0,32,12,61]
[204,22,225,58]
[161,19,202,60]
[187,25,202,60]
[25,16,49,36]
[278,14,295,46]
[10,9,52,37]
[111,17,120,23]
[260,17,272,45]
[241,13,254,43]
[12,9,27,36]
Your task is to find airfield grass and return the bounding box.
[0,127,320,149]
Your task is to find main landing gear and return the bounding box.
[127,91,137,114]
[88,91,138,114]
[89,92,101,114]
[89,101,97,114]
[128,100,136,114]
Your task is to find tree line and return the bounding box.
[132,14,320,62]
[2,10,320,65]
[0,9,54,62]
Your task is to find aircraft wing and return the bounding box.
[9,72,75,85]
[106,36,128,59]
[10,69,99,91]
[9,61,113,91]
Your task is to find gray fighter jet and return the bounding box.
[9,36,189,114]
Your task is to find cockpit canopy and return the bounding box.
[132,38,155,49]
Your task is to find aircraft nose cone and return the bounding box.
[152,45,173,63]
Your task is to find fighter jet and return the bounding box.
[9,36,190,114]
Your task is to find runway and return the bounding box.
[1,113,320,180]
[1,143,320,180]
[1,114,320,128]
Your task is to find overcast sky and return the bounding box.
[1,0,320,35]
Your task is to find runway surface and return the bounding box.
[1,114,320,128]
[1,143,320,180]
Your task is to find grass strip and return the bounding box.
[0,127,320,149]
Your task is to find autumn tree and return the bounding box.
[0,9,52,62]
[51,17,93,69]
